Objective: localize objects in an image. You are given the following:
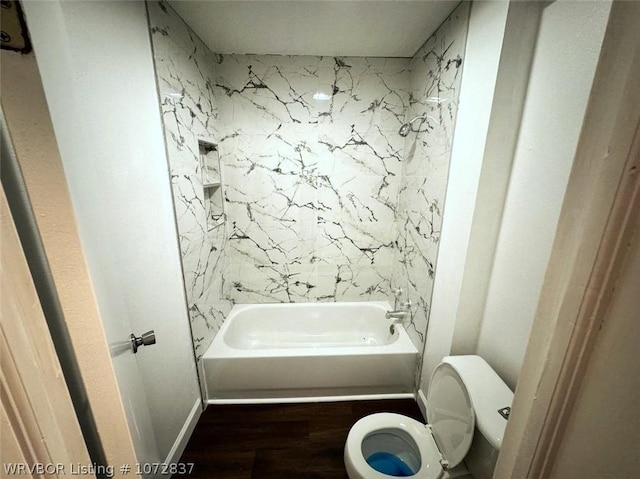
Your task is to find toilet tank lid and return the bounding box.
[442,356,514,451]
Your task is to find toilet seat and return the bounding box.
[344,360,477,479]
[344,413,446,479]
[425,362,475,469]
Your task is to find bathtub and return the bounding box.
[202,301,418,403]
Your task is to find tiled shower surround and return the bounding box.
[148,1,470,363]
[219,55,409,304]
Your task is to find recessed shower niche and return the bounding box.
[199,139,224,230]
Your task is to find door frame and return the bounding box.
[1,186,94,477]
[495,2,640,476]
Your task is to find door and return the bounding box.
[1,5,201,471]
[1,187,93,478]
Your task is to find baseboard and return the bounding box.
[416,388,428,420]
[164,398,202,465]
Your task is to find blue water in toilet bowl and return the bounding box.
[366,452,415,476]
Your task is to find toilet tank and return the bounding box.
[442,356,513,451]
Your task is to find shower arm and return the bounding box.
[407,114,427,127]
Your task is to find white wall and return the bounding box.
[422,0,612,398]
[419,0,510,394]
[475,0,611,388]
[22,0,200,464]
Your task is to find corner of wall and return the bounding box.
[420,0,511,392]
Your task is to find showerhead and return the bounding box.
[398,113,429,137]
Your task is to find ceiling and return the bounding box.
[168,1,460,58]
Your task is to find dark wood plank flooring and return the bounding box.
[176,399,423,479]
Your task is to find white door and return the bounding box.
[6,0,202,471]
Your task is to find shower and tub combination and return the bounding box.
[200,104,437,404]
[195,104,435,401]
[186,104,443,403]
[196,106,438,402]
[149,0,471,406]
[194,105,435,402]
[193,110,442,403]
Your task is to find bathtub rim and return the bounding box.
[221,301,399,350]
[202,300,417,359]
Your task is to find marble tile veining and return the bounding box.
[392,2,470,367]
[215,52,412,304]
[148,0,470,376]
[149,0,231,358]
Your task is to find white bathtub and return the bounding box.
[202,301,418,403]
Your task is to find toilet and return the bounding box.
[344,355,513,478]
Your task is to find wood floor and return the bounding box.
[176,399,424,479]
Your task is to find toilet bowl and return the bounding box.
[345,413,450,478]
[344,355,513,479]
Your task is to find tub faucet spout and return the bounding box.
[385,310,408,320]
[385,299,412,322]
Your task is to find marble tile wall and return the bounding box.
[148,1,231,357]
[214,55,411,304]
[148,0,470,363]
[392,2,470,358]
